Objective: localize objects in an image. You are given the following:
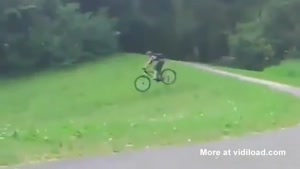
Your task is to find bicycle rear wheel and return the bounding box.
[134,75,151,92]
[161,68,176,85]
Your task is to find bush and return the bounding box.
[229,21,275,71]
[0,0,118,73]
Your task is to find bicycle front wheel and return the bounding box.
[134,75,151,92]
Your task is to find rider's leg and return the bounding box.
[153,68,158,80]
[154,61,164,81]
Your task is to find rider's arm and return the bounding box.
[144,56,156,68]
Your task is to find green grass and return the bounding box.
[1,53,300,166]
[215,59,300,87]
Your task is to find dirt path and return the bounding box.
[9,62,300,169]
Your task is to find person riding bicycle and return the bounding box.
[143,51,166,81]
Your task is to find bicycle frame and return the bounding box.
[143,68,155,77]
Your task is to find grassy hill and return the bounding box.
[1,53,300,165]
[216,59,300,87]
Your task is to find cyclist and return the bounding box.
[143,51,166,81]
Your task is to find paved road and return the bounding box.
[17,127,300,169]
[9,62,300,169]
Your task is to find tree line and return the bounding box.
[1,0,300,75]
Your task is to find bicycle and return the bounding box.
[134,67,177,92]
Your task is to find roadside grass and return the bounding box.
[1,53,300,166]
[215,59,300,87]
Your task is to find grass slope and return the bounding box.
[1,54,300,165]
[215,59,300,87]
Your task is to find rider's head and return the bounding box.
[146,51,152,56]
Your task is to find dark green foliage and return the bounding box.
[0,0,299,74]
[229,21,275,71]
[0,0,118,74]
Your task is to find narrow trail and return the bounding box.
[8,62,300,169]
[181,61,300,98]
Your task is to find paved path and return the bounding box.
[9,62,300,169]
[181,61,300,97]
